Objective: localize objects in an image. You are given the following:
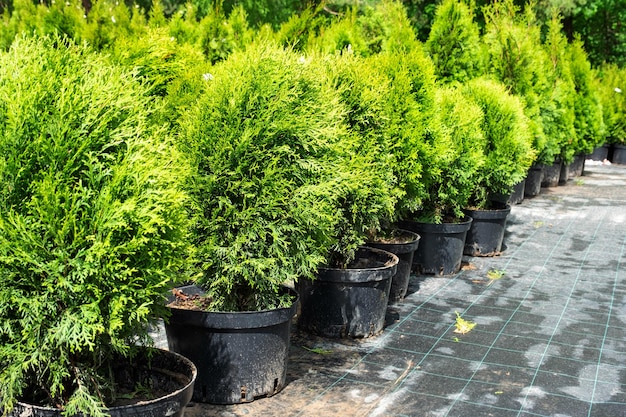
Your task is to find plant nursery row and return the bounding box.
[0,0,625,415]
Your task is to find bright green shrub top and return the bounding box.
[180,41,397,312]
[0,37,189,416]
[463,78,536,208]
[425,0,483,84]
[596,64,626,144]
[323,51,426,223]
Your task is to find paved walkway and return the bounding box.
[157,162,626,417]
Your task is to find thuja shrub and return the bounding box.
[567,37,606,154]
[540,10,577,164]
[0,37,189,416]
[308,0,419,56]
[481,0,555,165]
[417,85,486,223]
[108,27,209,127]
[425,0,483,84]
[463,78,536,208]
[179,41,396,311]
[596,64,626,145]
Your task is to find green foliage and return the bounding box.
[180,41,396,312]
[416,84,486,222]
[463,77,536,208]
[567,37,606,154]
[308,0,419,56]
[482,0,555,164]
[570,0,626,67]
[108,27,209,129]
[596,63,626,144]
[425,0,483,83]
[0,37,189,416]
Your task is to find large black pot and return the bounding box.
[524,164,543,197]
[541,160,561,188]
[611,144,626,165]
[165,286,297,404]
[568,154,586,178]
[588,144,610,161]
[462,204,511,256]
[508,179,525,205]
[366,229,420,302]
[398,217,472,276]
[10,348,196,417]
[297,246,398,338]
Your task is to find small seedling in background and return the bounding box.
[454,312,476,334]
[533,221,544,228]
[574,179,584,186]
[487,269,505,280]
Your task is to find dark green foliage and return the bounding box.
[463,78,536,208]
[308,0,420,56]
[425,0,483,83]
[0,37,189,415]
[108,27,209,128]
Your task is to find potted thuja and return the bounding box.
[398,83,486,275]
[295,51,404,338]
[0,38,195,417]
[461,78,536,256]
[166,42,360,403]
[321,52,421,303]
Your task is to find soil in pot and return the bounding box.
[366,229,420,302]
[165,285,297,405]
[398,217,472,276]
[524,165,543,197]
[297,246,398,338]
[10,348,196,417]
[462,204,511,257]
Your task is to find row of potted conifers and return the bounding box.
[161,203,514,406]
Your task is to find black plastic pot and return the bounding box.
[165,286,297,404]
[611,144,626,165]
[588,144,610,161]
[568,154,585,178]
[398,218,472,276]
[508,179,525,205]
[297,246,398,338]
[524,165,543,197]
[462,204,511,256]
[366,229,420,302]
[559,162,570,185]
[541,161,561,188]
[10,348,196,417]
